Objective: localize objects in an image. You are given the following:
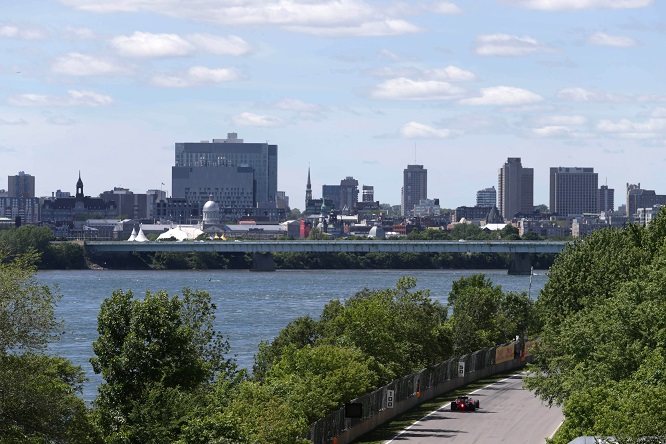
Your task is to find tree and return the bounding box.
[0,250,99,443]
[317,277,451,381]
[447,274,538,355]
[525,208,666,441]
[91,287,240,443]
[0,225,53,259]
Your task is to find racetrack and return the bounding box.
[385,373,563,444]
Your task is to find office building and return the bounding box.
[173,133,278,208]
[99,187,164,221]
[401,164,427,217]
[497,158,533,221]
[549,167,598,216]
[476,186,496,207]
[362,185,374,203]
[8,171,35,198]
[598,185,615,213]
[626,183,666,222]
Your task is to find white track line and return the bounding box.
[384,373,521,444]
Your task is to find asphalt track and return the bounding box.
[384,373,563,444]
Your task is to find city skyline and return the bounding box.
[1,1,665,208]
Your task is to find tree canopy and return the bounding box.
[525,207,666,443]
[0,250,99,443]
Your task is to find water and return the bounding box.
[37,269,549,403]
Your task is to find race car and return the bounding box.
[450,395,480,411]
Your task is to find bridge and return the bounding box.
[84,240,569,274]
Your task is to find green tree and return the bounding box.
[0,250,100,443]
[447,274,538,355]
[91,287,240,443]
[317,277,451,381]
[0,225,53,259]
[525,208,666,442]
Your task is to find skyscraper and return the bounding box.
[476,186,496,207]
[362,185,374,203]
[598,185,615,213]
[172,133,278,208]
[401,164,427,217]
[549,167,598,216]
[497,158,533,221]
[8,171,35,198]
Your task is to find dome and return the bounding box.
[203,200,219,212]
[368,225,385,239]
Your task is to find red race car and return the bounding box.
[450,395,480,411]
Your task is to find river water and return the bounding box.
[37,269,549,403]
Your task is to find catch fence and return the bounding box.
[308,340,533,444]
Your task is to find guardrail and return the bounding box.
[308,341,534,444]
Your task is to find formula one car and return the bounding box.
[450,395,480,411]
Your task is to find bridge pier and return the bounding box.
[251,253,275,272]
[508,253,532,275]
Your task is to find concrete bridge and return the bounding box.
[84,240,569,274]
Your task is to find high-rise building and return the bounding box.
[362,185,374,202]
[401,165,427,217]
[8,171,35,198]
[497,158,533,221]
[626,183,666,221]
[339,177,359,215]
[173,133,278,208]
[549,167,598,216]
[598,185,615,213]
[476,186,496,207]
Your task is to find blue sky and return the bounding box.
[1,0,664,209]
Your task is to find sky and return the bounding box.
[1,0,665,210]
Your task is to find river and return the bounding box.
[37,268,549,403]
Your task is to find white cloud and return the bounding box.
[588,32,638,47]
[460,86,544,106]
[596,115,666,135]
[431,2,464,13]
[7,90,114,107]
[536,115,588,125]
[52,53,129,76]
[532,126,575,137]
[378,49,401,61]
[61,0,423,37]
[64,26,96,39]
[0,117,28,125]
[232,112,285,127]
[0,24,47,40]
[558,87,666,103]
[400,122,452,139]
[186,34,254,56]
[475,34,551,56]
[286,19,421,37]
[371,77,466,100]
[425,66,477,81]
[111,32,194,58]
[501,0,653,11]
[150,66,244,87]
[274,98,320,112]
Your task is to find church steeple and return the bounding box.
[76,171,84,200]
[305,166,312,210]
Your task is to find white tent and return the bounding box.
[127,227,137,241]
[135,226,149,242]
[156,225,204,241]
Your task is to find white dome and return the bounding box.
[203,200,219,212]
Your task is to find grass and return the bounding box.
[351,370,524,444]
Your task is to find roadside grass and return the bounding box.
[351,370,524,444]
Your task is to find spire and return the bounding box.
[305,165,312,210]
[76,170,84,200]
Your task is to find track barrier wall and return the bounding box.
[308,341,532,444]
